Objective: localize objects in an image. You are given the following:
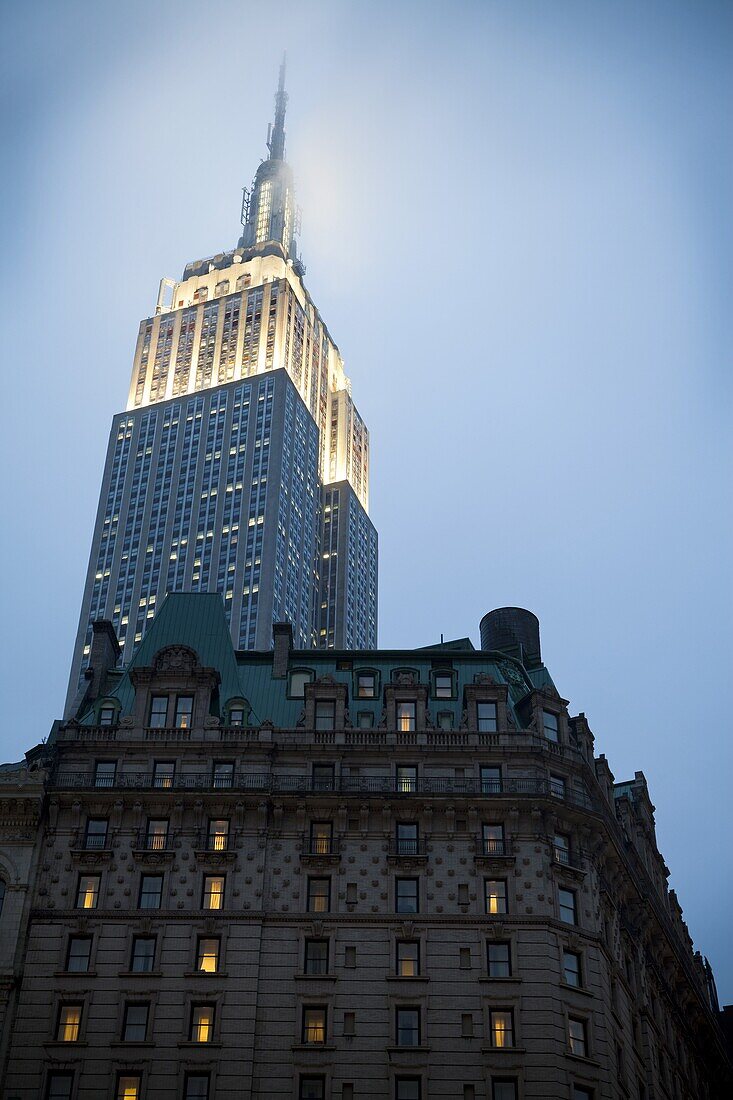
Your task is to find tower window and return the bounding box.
[543,710,559,742]
[477,702,497,732]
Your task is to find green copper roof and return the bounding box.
[79,593,558,730]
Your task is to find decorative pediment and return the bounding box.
[152,645,199,674]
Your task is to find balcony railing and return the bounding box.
[301,833,340,857]
[388,837,426,858]
[479,837,509,857]
[51,772,595,810]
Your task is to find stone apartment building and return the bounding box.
[1,595,730,1099]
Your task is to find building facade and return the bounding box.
[4,597,731,1099]
[65,60,377,712]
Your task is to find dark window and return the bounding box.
[66,936,92,972]
[396,766,417,793]
[490,1009,514,1048]
[202,875,225,910]
[396,822,418,855]
[153,760,175,788]
[207,819,229,851]
[550,773,566,799]
[76,874,100,909]
[485,879,507,915]
[357,711,374,728]
[543,710,559,742]
[563,950,581,987]
[492,1082,518,1100]
[99,705,116,726]
[315,701,336,731]
[116,1079,141,1100]
[46,1074,74,1100]
[139,874,163,910]
[357,672,376,698]
[299,1078,325,1100]
[213,761,234,789]
[397,941,420,977]
[228,707,245,726]
[197,937,219,973]
[304,939,329,975]
[568,1017,588,1057]
[94,760,116,787]
[174,695,194,729]
[477,702,497,732]
[396,877,419,913]
[149,695,169,728]
[302,1005,327,1044]
[123,1003,149,1042]
[146,819,168,850]
[310,821,333,855]
[482,823,505,855]
[434,673,453,698]
[312,764,335,791]
[396,1007,420,1046]
[84,818,108,849]
[481,766,501,794]
[488,942,511,978]
[397,701,416,731]
[395,1081,421,1100]
[307,877,331,913]
[56,1004,82,1041]
[559,888,577,924]
[184,1074,210,1100]
[131,937,156,973]
[190,1004,214,1043]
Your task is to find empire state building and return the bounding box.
[66,60,377,710]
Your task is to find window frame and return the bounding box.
[485,878,508,915]
[196,936,220,974]
[84,817,108,850]
[174,694,194,729]
[307,876,331,913]
[477,701,498,732]
[183,1073,211,1100]
[149,694,169,728]
[304,938,329,976]
[396,700,417,732]
[431,669,455,700]
[45,1072,74,1100]
[396,940,420,977]
[288,668,315,699]
[138,873,163,910]
[56,1002,82,1042]
[395,876,419,914]
[122,1002,149,1043]
[563,949,582,988]
[543,708,560,742]
[66,935,92,973]
[152,760,175,789]
[302,1004,327,1045]
[299,1077,326,1100]
[202,874,225,910]
[487,940,512,978]
[568,1016,589,1058]
[355,669,379,699]
[130,936,156,973]
[559,887,578,925]
[315,700,336,731]
[94,760,116,787]
[190,1003,215,1043]
[396,1006,421,1047]
[76,873,100,910]
[489,1008,515,1049]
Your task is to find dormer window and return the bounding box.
[149,695,168,729]
[289,669,314,699]
[228,707,245,727]
[174,695,194,729]
[477,702,498,733]
[315,701,335,731]
[543,710,559,743]
[397,702,416,732]
[99,703,117,727]
[432,671,454,699]
[356,671,377,698]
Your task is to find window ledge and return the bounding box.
[44,1041,88,1049]
[193,849,236,863]
[177,1041,223,1049]
[117,970,163,978]
[384,974,430,982]
[559,981,594,998]
[565,1053,601,1067]
[478,975,521,983]
[294,972,338,982]
[53,970,98,978]
[109,1040,157,1048]
[480,1045,526,1055]
[183,971,229,979]
[291,1043,337,1053]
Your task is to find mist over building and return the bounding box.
[65,58,377,713]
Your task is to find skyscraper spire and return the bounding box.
[267,53,288,161]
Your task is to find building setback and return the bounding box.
[65,59,377,712]
[2,595,731,1098]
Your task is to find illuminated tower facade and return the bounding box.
[65,60,377,711]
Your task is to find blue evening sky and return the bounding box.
[1,1,731,998]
